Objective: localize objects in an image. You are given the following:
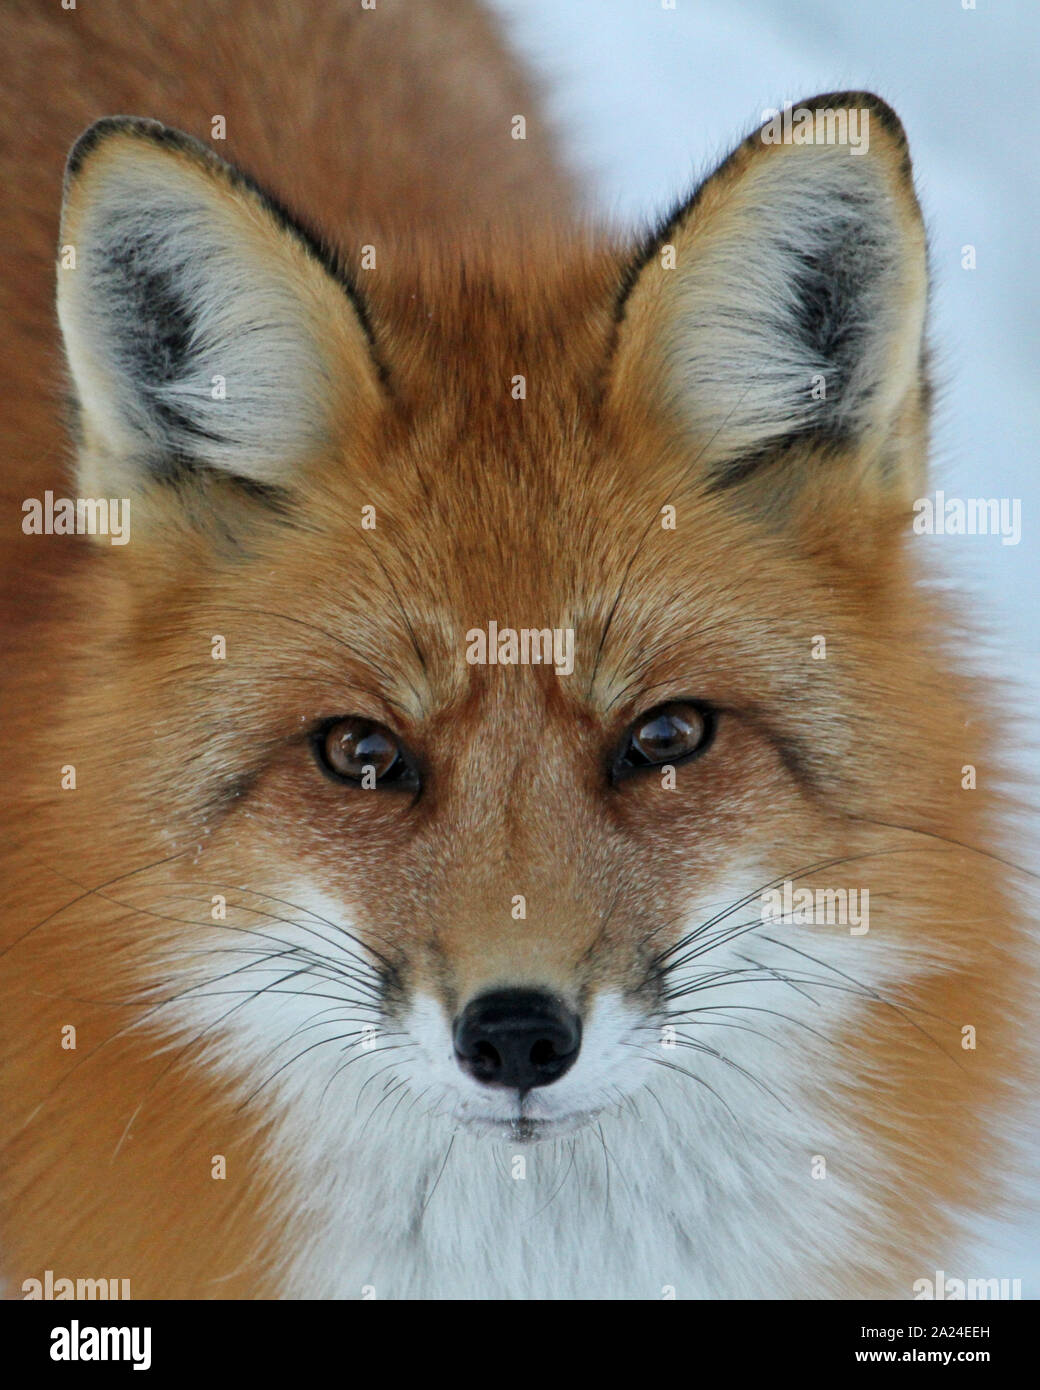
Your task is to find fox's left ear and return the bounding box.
[57,117,383,506]
[608,92,929,514]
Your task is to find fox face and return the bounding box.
[4,95,1019,1299]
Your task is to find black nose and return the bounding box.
[453,989,582,1090]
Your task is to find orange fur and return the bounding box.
[0,0,1029,1299]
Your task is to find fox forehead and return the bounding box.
[248,440,793,705]
[200,501,810,731]
[353,235,625,407]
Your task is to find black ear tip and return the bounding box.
[64,116,207,192]
[67,116,155,180]
[752,91,915,188]
[787,90,909,148]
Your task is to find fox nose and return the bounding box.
[453,989,582,1090]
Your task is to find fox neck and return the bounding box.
[257,1066,889,1299]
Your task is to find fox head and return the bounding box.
[18,93,1013,1294]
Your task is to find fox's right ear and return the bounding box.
[606,93,929,523]
[57,117,382,508]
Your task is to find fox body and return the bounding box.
[0,0,1027,1298]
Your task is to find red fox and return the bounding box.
[0,0,1029,1299]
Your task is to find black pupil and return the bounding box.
[328,722,398,778]
[632,706,703,762]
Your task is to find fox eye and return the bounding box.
[314,717,417,789]
[614,701,715,778]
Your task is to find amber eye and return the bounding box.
[615,701,715,778]
[314,717,417,789]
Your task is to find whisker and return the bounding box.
[0,848,192,960]
[358,1073,413,1139]
[150,889,387,991]
[652,848,912,969]
[649,1033,789,1110]
[240,1035,414,1109]
[733,950,823,1006]
[527,1136,580,1222]
[846,813,1040,884]
[635,1013,783,1047]
[154,877,398,975]
[419,1134,456,1218]
[759,933,963,1066]
[622,1044,747,1137]
[660,1001,832,1045]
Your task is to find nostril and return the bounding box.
[530,1037,560,1069]
[471,1041,502,1081]
[453,989,582,1091]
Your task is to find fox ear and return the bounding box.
[58,118,382,503]
[608,93,929,513]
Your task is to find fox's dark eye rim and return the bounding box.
[610,700,718,784]
[310,715,421,791]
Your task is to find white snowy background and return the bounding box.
[491,0,1039,1295]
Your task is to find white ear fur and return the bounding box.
[58,118,381,498]
[612,93,928,488]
